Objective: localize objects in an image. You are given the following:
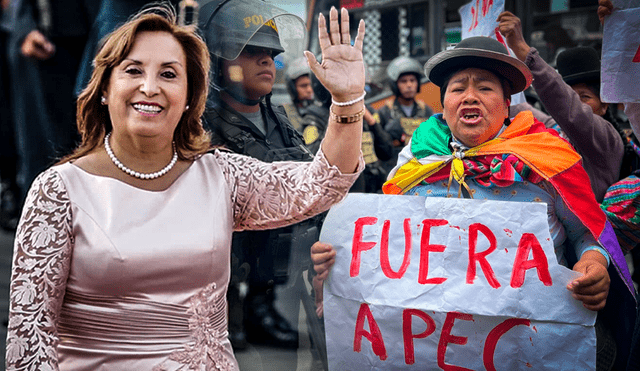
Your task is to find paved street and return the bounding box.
[0,227,323,371]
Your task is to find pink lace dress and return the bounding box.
[6,149,361,370]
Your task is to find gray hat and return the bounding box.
[424,36,532,95]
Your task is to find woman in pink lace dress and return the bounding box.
[5,5,366,370]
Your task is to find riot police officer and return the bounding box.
[198,0,321,356]
[286,59,314,107]
[283,58,322,132]
[378,56,433,172]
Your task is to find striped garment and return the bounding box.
[601,173,640,253]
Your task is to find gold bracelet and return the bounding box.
[330,107,365,124]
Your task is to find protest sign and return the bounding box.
[612,1,640,8]
[320,194,596,370]
[459,0,503,39]
[601,4,640,103]
[458,0,525,105]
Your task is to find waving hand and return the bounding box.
[304,7,366,103]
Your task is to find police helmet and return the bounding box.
[386,56,424,96]
[198,0,306,89]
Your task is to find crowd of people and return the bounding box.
[1,0,639,370]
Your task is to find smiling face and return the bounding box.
[222,46,276,100]
[103,31,188,142]
[441,68,510,148]
[571,82,608,116]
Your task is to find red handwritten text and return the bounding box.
[349,217,552,288]
[355,303,533,367]
[468,0,495,32]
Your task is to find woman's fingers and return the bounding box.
[340,7,350,45]
[317,12,330,51]
[319,7,361,48]
[312,251,334,267]
[304,50,321,77]
[353,19,365,51]
[311,241,333,256]
[571,292,607,311]
[313,256,335,275]
[329,7,341,45]
[311,241,336,277]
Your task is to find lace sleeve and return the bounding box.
[6,168,73,371]
[214,149,362,231]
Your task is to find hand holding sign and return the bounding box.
[567,250,610,311]
[312,241,336,282]
[318,194,597,370]
[497,11,531,62]
[598,0,614,24]
[311,241,336,318]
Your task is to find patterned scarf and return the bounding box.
[383,112,577,196]
[383,111,635,301]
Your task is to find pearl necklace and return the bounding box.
[104,132,178,180]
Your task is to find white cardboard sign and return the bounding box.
[320,194,596,370]
[601,4,640,103]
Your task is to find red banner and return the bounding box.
[340,0,364,10]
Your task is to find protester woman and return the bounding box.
[498,11,627,203]
[312,36,635,370]
[6,5,366,370]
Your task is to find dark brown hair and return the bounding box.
[61,5,211,163]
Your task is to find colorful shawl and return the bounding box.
[601,172,640,253]
[383,111,635,299]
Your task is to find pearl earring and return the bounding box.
[101,96,107,105]
[185,105,189,111]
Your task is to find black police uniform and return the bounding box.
[204,94,322,350]
[377,98,432,174]
[377,98,433,144]
[282,99,320,134]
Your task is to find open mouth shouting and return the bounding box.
[133,102,163,115]
[459,108,482,124]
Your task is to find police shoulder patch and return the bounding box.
[303,125,320,145]
[372,112,380,124]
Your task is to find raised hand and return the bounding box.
[597,0,614,25]
[304,7,365,103]
[497,11,530,62]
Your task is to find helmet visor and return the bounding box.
[202,0,306,61]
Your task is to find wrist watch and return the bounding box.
[330,108,365,124]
